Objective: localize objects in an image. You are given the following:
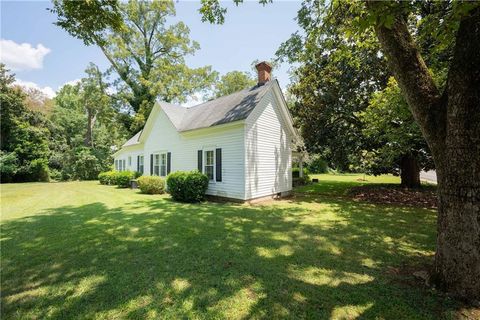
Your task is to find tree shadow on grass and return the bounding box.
[1,196,456,319]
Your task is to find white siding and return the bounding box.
[113,83,294,201]
[142,110,246,199]
[114,145,143,172]
[244,91,292,199]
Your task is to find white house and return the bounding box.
[113,62,300,201]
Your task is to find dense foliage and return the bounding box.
[0,64,127,183]
[306,156,328,174]
[1,65,51,182]
[166,170,209,202]
[275,0,445,187]
[114,171,136,188]
[98,171,117,185]
[48,65,126,181]
[277,11,389,171]
[211,71,256,98]
[52,0,217,132]
[137,175,166,194]
[292,167,311,186]
[358,78,434,182]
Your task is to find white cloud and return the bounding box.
[14,79,56,99]
[63,78,81,87]
[0,39,51,71]
[57,78,81,90]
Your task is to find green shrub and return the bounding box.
[98,171,111,185]
[307,156,328,174]
[166,170,209,203]
[106,171,118,185]
[49,169,62,181]
[137,176,165,194]
[98,170,116,185]
[72,149,102,180]
[292,167,310,179]
[293,175,311,186]
[115,171,135,188]
[28,159,50,182]
[0,151,18,183]
[292,167,311,186]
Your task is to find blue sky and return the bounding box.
[1,0,301,101]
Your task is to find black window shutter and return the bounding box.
[167,152,171,174]
[150,154,153,175]
[137,155,140,172]
[197,150,203,172]
[216,148,222,182]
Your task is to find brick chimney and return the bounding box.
[255,61,272,85]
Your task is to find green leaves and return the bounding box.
[211,71,256,99]
[52,0,217,131]
[199,0,272,24]
[0,65,51,182]
[358,77,434,175]
[199,0,227,24]
[279,1,389,170]
[50,0,122,46]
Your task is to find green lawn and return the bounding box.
[0,174,459,319]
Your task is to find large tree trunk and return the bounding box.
[434,10,480,301]
[368,3,480,302]
[400,154,420,188]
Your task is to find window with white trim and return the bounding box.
[128,156,132,167]
[160,153,167,176]
[204,150,214,181]
[153,153,168,176]
[153,154,160,176]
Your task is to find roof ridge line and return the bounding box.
[185,81,275,110]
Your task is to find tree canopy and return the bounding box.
[359,77,434,186]
[277,10,389,171]
[52,0,217,132]
[0,64,50,182]
[211,71,256,98]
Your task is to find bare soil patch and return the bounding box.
[349,185,437,209]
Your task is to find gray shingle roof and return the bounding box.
[174,81,273,132]
[123,130,142,147]
[122,80,275,147]
[161,101,188,128]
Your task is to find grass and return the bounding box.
[0,174,461,319]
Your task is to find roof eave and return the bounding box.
[179,119,246,135]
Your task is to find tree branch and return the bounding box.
[366,2,446,158]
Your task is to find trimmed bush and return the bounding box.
[137,176,165,194]
[105,171,117,185]
[98,170,117,185]
[98,171,111,185]
[115,171,135,188]
[166,170,209,203]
